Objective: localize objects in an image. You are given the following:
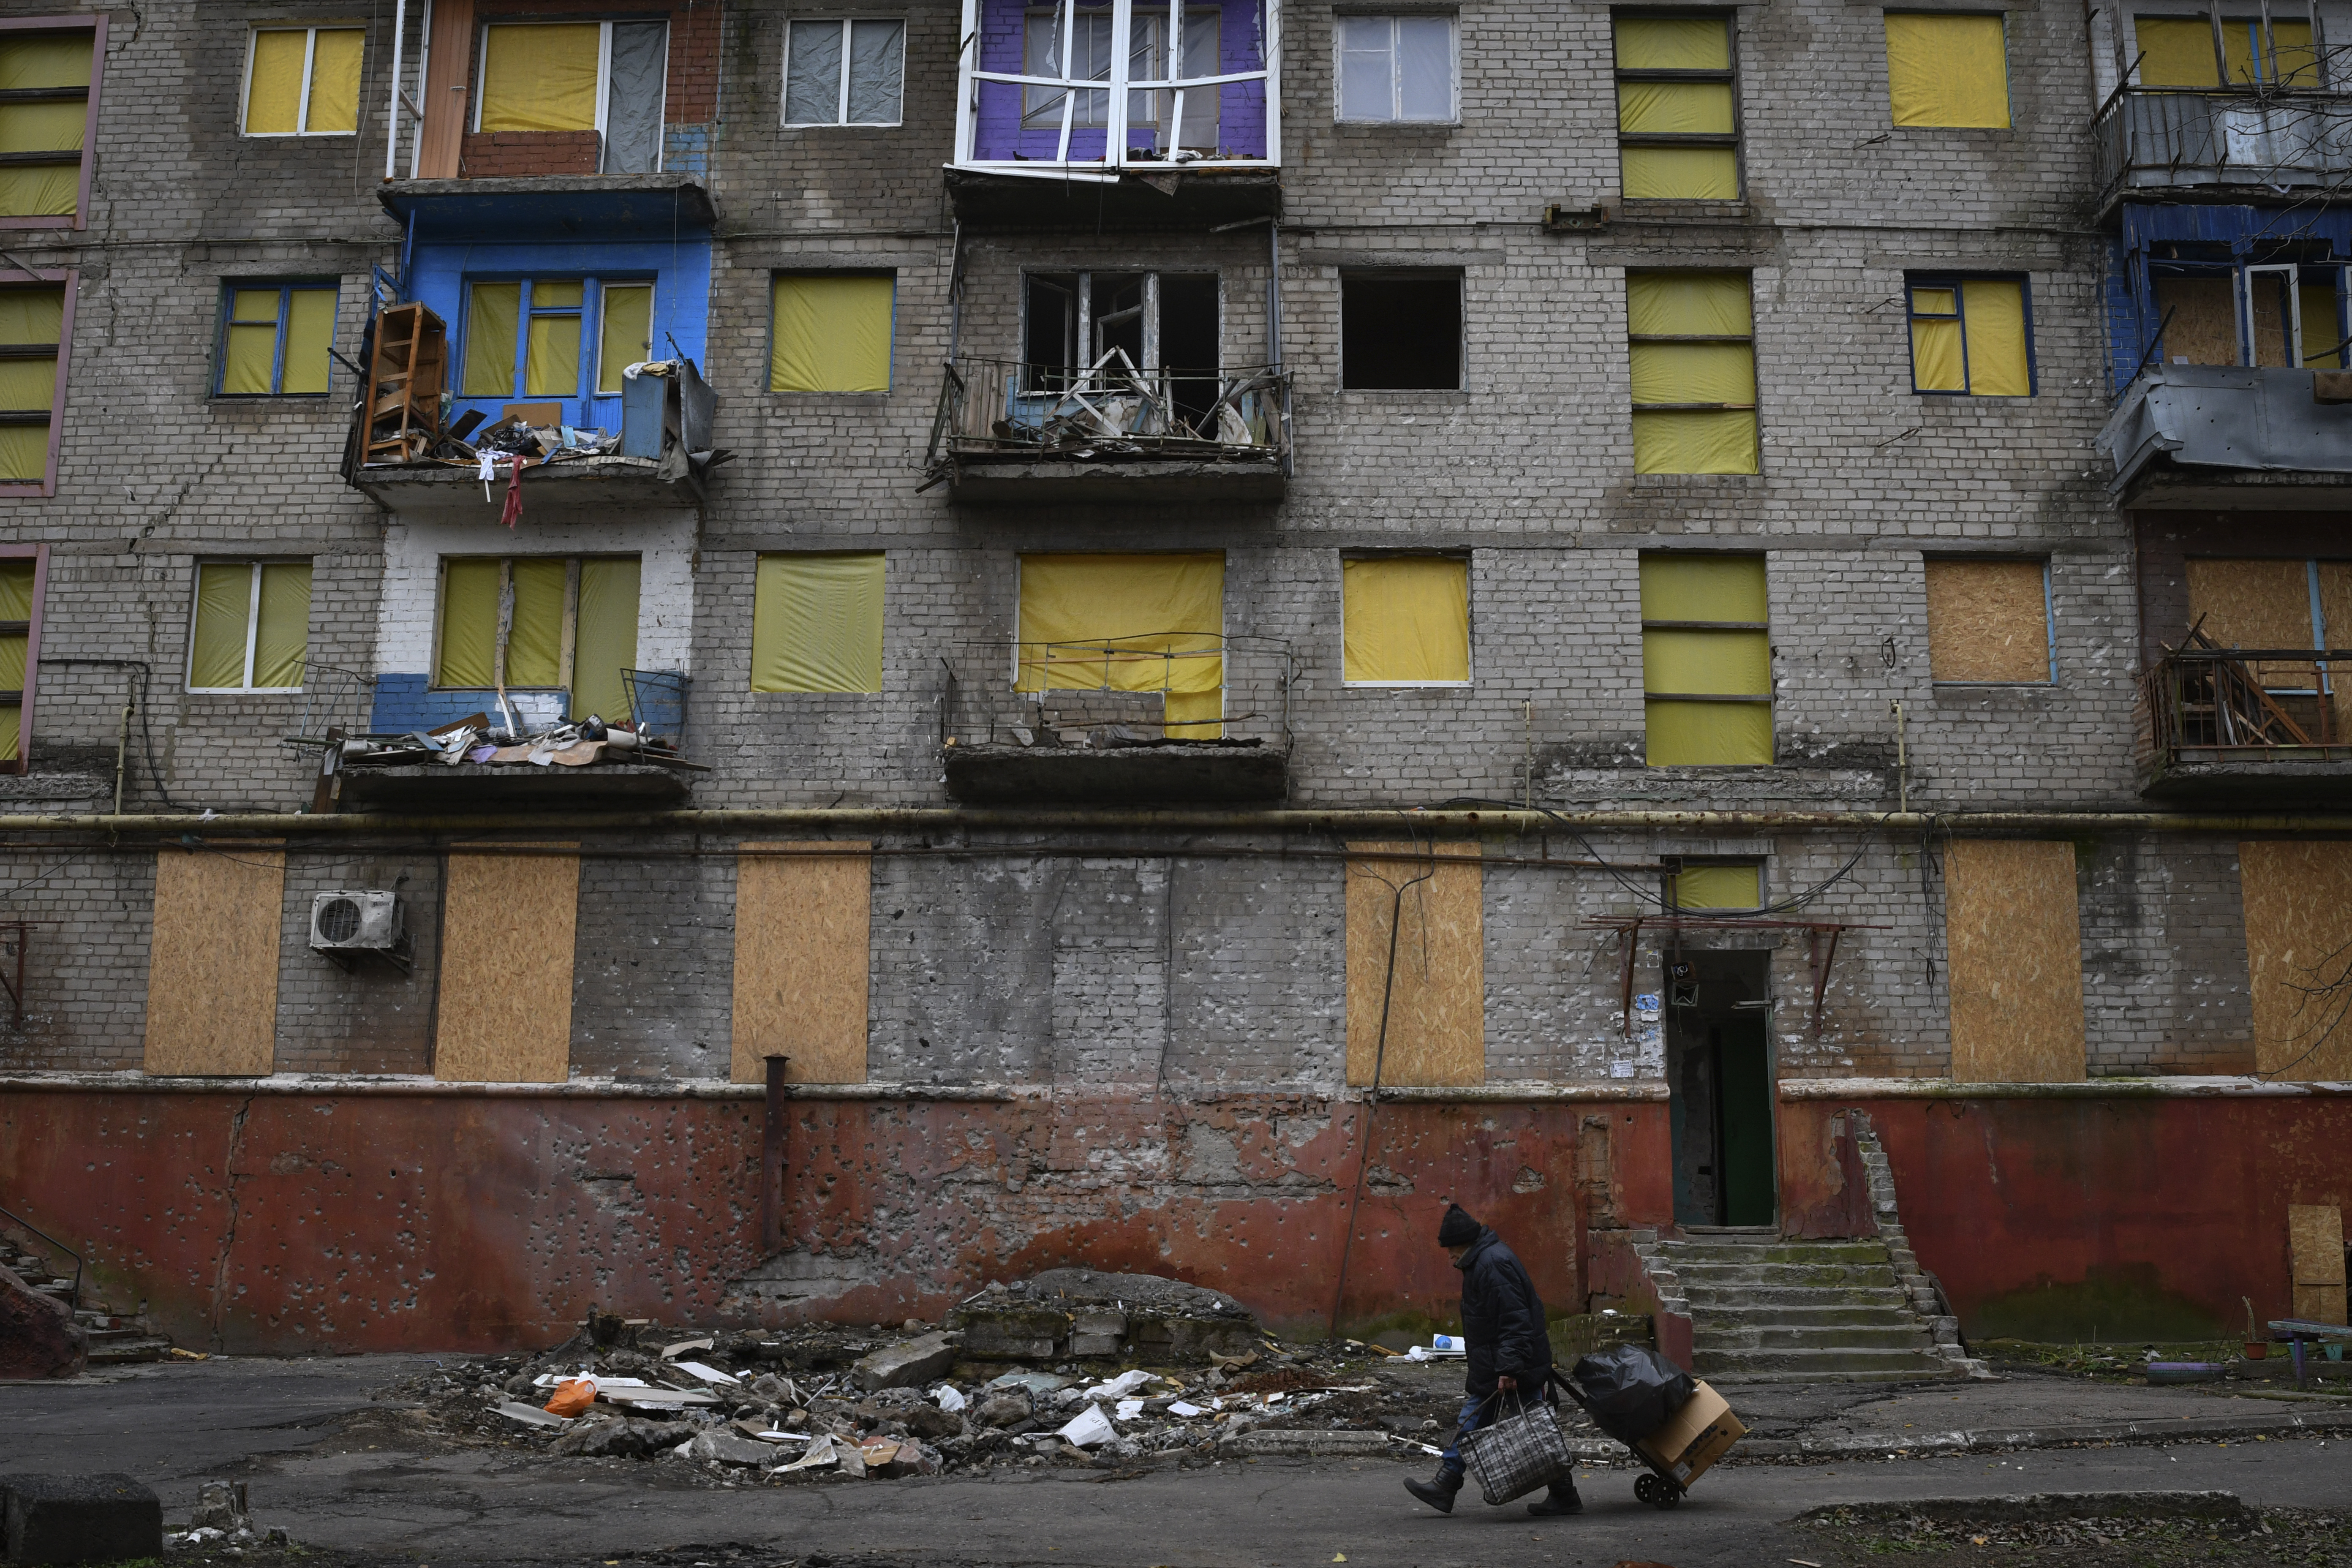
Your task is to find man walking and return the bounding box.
[1403,1202,1583,1518]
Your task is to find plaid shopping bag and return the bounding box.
[1460,1391,1575,1505]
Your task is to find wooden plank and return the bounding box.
[731,842,871,1085]
[433,845,579,1083]
[143,844,285,1076]
[1924,559,2048,683]
[2289,1203,2346,1286]
[1944,839,2085,1083]
[414,0,475,180]
[1345,841,1484,1088]
[2238,841,2352,1082]
[2293,1284,2348,1327]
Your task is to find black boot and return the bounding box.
[1527,1478,1583,1517]
[1403,1466,1464,1514]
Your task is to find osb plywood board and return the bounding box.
[732,842,871,1085]
[1346,842,1484,1088]
[2293,1284,2348,1326]
[434,846,579,1083]
[2152,275,2239,367]
[1944,839,2085,1083]
[2186,558,2313,651]
[144,844,285,1076]
[2239,841,2352,1081]
[2315,563,2352,736]
[2289,1203,2346,1285]
[1924,559,2048,683]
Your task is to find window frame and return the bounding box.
[0,267,74,499]
[1923,555,2056,686]
[1665,856,1767,912]
[184,558,313,695]
[0,15,105,234]
[783,16,908,127]
[1612,9,1744,203]
[1333,11,1461,125]
[237,24,366,138]
[767,270,898,395]
[1339,551,1473,688]
[427,553,642,705]
[469,19,670,168]
[212,280,340,399]
[1639,550,1775,766]
[1905,272,2037,397]
[459,275,657,403]
[0,542,47,773]
[1626,267,1760,474]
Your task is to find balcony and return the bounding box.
[2139,641,2352,803]
[376,173,715,242]
[926,357,1288,501]
[2095,87,2352,210]
[939,634,1292,803]
[2096,364,2352,506]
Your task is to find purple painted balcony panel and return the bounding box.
[970,0,1269,164]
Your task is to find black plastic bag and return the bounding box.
[1569,1343,1696,1443]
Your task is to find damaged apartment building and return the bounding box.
[0,0,2345,1372]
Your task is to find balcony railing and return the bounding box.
[927,355,1288,467]
[2095,86,2352,201]
[2141,643,2352,767]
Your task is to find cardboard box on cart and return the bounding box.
[1635,1380,1745,1486]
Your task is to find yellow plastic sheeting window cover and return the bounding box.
[1630,341,1756,406]
[0,287,63,347]
[0,100,85,155]
[462,282,520,397]
[2224,18,2314,83]
[752,553,885,694]
[1642,552,1768,623]
[2304,282,2344,368]
[0,34,90,91]
[479,24,602,133]
[1645,700,1772,765]
[1643,628,1771,696]
[525,312,581,398]
[1342,556,1470,684]
[0,358,55,412]
[1958,280,2030,395]
[1017,553,1225,736]
[1632,408,1756,475]
[0,426,45,483]
[771,275,894,393]
[1886,14,2009,127]
[243,30,308,133]
[504,558,568,689]
[1618,81,1734,135]
[0,164,76,218]
[2134,15,2219,84]
[221,289,283,396]
[252,563,311,689]
[305,30,364,133]
[1628,271,1752,337]
[1620,145,1739,201]
[572,557,640,720]
[282,288,334,395]
[0,558,33,622]
[1674,862,1761,909]
[1614,15,1730,70]
[0,560,26,760]
[189,564,254,689]
[1909,286,1963,391]
[435,559,501,689]
[599,284,654,394]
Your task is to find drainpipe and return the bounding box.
[112,698,130,816]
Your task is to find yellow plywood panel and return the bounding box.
[732,843,871,1084]
[2240,841,2352,1082]
[1886,13,2010,126]
[1944,839,2085,1083]
[2288,1204,2346,1285]
[1925,558,2050,683]
[434,847,579,1082]
[144,845,285,1075]
[1345,842,1484,1088]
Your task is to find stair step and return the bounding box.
[1690,1323,1937,1351]
[1692,1346,1955,1377]
[85,1335,172,1364]
[1663,1263,1903,1288]
[1682,1285,1914,1309]
[1693,1303,1925,1328]
[1659,1241,1892,1265]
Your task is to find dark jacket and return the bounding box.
[1454,1227,1553,1400]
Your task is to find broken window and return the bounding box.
[0,24,97,223]
[1342,555,1470,685]
[1628,270,1756,474]
[752,554,885,694]
[770,274,894,393]
[1016,553,1225,736]
[0,281,67,492]
[1614,14,1739,201]
[433,555,642,721]
[0,549,43,769]
[1883,12,2009,127]
[1642,553,1772,766]
[2148,261,2347,368]
[1906,277,2033,396]
[2130,12,2316,85]
[1024,4,1220,145]
[1021,271,1220,423]
[785,19,906,126]
[242,26,362,136]
[216,282,337,397]
[1670,861,1762,909]
[474,21,668,173]
[188,561,312,693]
[1337,13,1456,122]
[1924,558,2053,683]
[1342,272,1461,390]
[460,277,653,402]
[2184,557,2352,730]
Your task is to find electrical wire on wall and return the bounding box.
[35,659,194,814]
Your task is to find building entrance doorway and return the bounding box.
[1666,949,1778,1228]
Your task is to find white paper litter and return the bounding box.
[1056,1404,1117,1448]
[772,1434,839,1473]
[753,1429,814,1443]
[1168,1400,1205,1418]
[493,1401,570,1427]
[932,1384,968,1412]
[661,1336,716,1360]
[673,1360,741,1386]
[533,1374,653,1389]
[1082,1369,1155,1399]
[1116,1398,1146,1421]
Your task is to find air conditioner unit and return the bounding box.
[310,891,403,951]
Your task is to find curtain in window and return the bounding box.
[751,553,885,694]
[1018,554,1225,735]
[1342,557,1470,683]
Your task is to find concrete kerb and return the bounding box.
[1795,1489,2259,1525]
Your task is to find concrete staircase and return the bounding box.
[2,1235,172,1364]
[1634,1232,1967,1382]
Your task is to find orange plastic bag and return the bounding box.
[544,1378,596,1418]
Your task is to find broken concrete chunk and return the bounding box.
[904,1401,964,1440]
[950,1270,1261,1364]
[854,1329,961,1392]
[686,1429,774,1467]
[944,1306,1066,1362]
[974,1391,1032,1428]
[1071,1306,1128,1356]
[551,1416,695,1459]
[0,1473,163,1564]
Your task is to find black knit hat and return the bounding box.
[1436,1203,1480,1248]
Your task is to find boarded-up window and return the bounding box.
[1907,278,2031,396]
[2238,841,2352,1082]
[1884,13,2009,127]
[433,555,640,721]
[242,27,362,135]
[1642,553,1772,765]
[1614,15,1739,201]
[1345,842,1483,1087]
[751,553,884,693]
[0,29,93,222]
[771,274,894,393]
[434,846,578,1082]
[188,561,311,692]
[144,844,285,1076]
[1925,558,2050,683]
[1628,271,1757,474]
[1017,553,1225,736]
[2151,272,2239,366]
[732,842,872,1084]
[1673,861,1761,909]
[0,553,38,766]
[1342,555,1470,684]
[2288,1204,2347,1326]
[1944,839,2085,1082]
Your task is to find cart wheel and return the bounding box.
[1633,1474,1659,1505]
[1655,1482,1682,1510]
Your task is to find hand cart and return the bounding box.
[1556,1370,1745,1510]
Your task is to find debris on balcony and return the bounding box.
[310,709,703,811]
[2138,626,2352,801]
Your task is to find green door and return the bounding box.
[1717,1021,1776,1226]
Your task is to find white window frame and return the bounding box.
[239,24,366,138]
[1333,11,1459,125]
[185,560,308,694]
[1339,553,1474,688]
[469,20,668,155]
[783,17,908,126]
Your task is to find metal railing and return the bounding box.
[927,353,1290,465]
[2095,86,2352,199]
[939,633,1294,750]
[2142,645,2352,762]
